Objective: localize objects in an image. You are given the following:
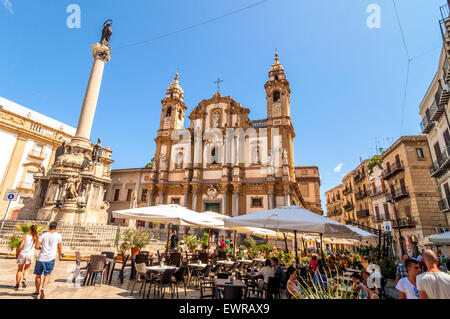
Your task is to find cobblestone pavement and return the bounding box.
[0,257,201,299]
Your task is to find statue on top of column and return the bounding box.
[100,19,113,46]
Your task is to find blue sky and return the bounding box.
[0,0,446,213]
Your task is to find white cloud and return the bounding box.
[334,163,344,173]
[2,0,14,14]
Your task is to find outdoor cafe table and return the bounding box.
[253,258,266,263]
[146,265,178,273]
[216,260,235,266]
[236,259,253,264]
[186,263,208,288]
[213,278,247,298]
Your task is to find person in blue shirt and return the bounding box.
[312,263,328,291]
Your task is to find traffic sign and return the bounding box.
[382,221,392,232]
[3,189,18,201]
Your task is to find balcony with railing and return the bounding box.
[386,186,410,202]
[343,201,354,211]
[28,150,47,159]
[392,217,416,229]
[382,161,404,179]
[353,171,366,183]
[420,111,435,134]
[356,209,370,218]
[355,190,368,200]
[369,186,385,197]
[438,197,450,213]
[372,215,391,224]
[342,186,352,195]
[249,120,267,128]
[430,146,450,177]
[429,100,446,122]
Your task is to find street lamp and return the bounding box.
[389,182,405,257]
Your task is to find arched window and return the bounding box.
[273,91,280,102]
[211,147,218,164]
[166,107,172,117]
[275,75,279,81]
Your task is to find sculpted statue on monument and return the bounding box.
[66,176,81,200]
[282,148,289,165]
[92,138,103,163]
[100,19,113,46]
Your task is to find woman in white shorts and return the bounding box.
[15,225,38,290]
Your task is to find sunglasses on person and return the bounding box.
[413,286,419,298]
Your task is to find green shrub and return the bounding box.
[379,259,397,279]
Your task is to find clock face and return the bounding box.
[272,102,281,114]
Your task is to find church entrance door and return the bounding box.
[205,203,220,213]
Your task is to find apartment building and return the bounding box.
[418,4,450,226]
[353,160,372,227]
[342,171,355,222]
[0,97,75,219]
[380,136,448,257]
[325,184,344,224]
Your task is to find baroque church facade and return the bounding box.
[107,54,322,225]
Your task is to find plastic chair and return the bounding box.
[129,263,150,296]
[110,253,132,284]
[72,251,88,283]
[223,285,243,299]
[172,267,187,298]
[83,255,106,287]
[200,280,215,299]
[148,268,176,299]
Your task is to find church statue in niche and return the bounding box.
[175,151,183,169]
[212,110,220,128]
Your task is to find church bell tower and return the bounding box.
[159,73,186,132]
[265,53,291,122]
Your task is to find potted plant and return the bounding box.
[130,229,153,256]
[8,235,21,257]
[183,234,200,253]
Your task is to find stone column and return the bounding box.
[222,191,228,216]
[183,184,190,208]
[159,188,165,205]
[268,186,275,209]
[232,190,239,217]
[74,43,111,142]
[191,184,200,212]
[147,189,154,207]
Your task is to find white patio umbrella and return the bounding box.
[112,205,224,228]
[113,205,224,256]
[224,205,362,259]
[425,232,450,257]
[426,232,450,245]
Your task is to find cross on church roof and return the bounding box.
[214,78,223,92]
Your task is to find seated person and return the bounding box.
[312,264,328,291]
[254,259,275,285]
[351,273,368,299]
[286,266,304,299]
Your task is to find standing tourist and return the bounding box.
[33,221,62,299]
[395,258,421,299]
[395,254,409,284]
[417,249,450,299]
[14,225,39,290]
[170,229,179,250]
